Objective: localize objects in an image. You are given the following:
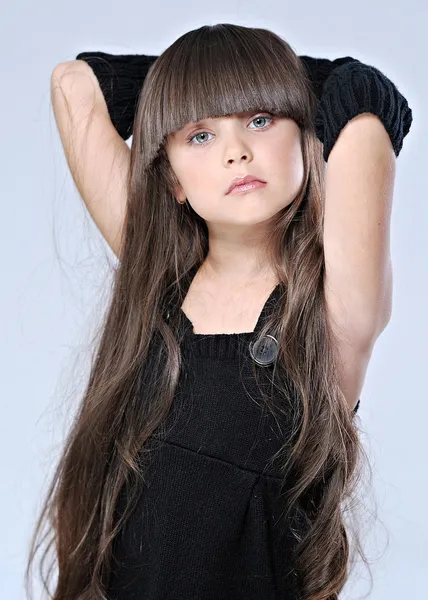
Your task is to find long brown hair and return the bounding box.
[26,23,375,600]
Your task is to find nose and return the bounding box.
[223,128,254,165]
[226,150,251,165]
[224,118,253,165]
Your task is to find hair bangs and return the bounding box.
[139,24,315,170]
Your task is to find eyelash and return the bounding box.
[186,114,275,146]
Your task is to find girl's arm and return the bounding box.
[51,60,129,260]
[323,113,395,409]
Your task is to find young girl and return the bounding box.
[27,23,412,600]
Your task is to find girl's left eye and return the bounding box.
[186,114,274,146]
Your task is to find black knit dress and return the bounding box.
[106,270,360,600]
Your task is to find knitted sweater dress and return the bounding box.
[106,272,360,600]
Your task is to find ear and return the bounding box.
[174,184,186,204]
[165,159,186,203]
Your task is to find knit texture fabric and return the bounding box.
[299,55,360,99]
[314,59,413,162]
[105,268,360,599]
[76,51,157,140]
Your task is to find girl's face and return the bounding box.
[165,111,304,228]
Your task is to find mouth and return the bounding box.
[227,179,267,195]
[226,175,267,195]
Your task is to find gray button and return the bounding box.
[249,335,278,366]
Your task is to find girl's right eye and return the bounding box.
[186,131,213,146]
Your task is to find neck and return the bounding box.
[199,256,277,289]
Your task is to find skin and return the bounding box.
[165,111,305,287]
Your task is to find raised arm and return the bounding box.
[50,60,129,259]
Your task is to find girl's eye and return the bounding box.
[186,114,274,146]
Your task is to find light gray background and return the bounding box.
[2,1,426,598]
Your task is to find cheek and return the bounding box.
[176,160,217,198]
[271,144,304,184]
[266,149,304,207]
[290,150,305,189]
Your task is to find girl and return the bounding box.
[27,23,412,600]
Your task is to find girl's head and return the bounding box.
[126,22,322,282]
[133,23,314,249]
[26,23,372,600]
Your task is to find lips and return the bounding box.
[226,174,266,194]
